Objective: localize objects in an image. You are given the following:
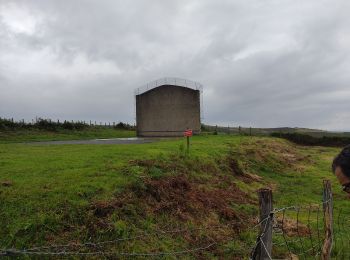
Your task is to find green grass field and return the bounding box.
[0,128,135,144]
[0,131,349,258]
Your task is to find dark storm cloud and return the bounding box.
[1,0,350,130]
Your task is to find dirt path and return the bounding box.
[26,137,157,145]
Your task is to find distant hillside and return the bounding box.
[201,124,350,138]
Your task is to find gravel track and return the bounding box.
[26,138,156,145]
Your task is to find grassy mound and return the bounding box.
[0,134,349,258]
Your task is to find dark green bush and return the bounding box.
[114,122,134,130]
[35,119,59,131]
[0,118,16,130]
[271,132,350,147]
[0,117,135,132]
[0,117,89,131]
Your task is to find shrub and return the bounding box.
[114,122,135,130]
[0,117,135,132]
[35,118,59,131]
[0,117,89,131]
[271,132,350,147]
[0,118,16,130]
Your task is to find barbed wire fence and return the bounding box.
[0,224,235,258]
[250,179,340,259]
[0,179,347,259]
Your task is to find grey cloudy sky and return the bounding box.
[1,0,350,130]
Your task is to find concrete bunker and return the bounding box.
[135,78,202,137]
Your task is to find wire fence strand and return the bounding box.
[249,192,340,259]
[0,186,348,259]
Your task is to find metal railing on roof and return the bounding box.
[134,77,203,95]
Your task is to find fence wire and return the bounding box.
[0,194,348,258]
[249,198,345,259]
[0,222,247,258]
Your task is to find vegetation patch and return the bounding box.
[0,127,135,143]
[272,132,350,147]
[0,134,349,258]
[91,154,258,225]
[144,175,254,220]
[1,180,13,187]
[275,217,310,237]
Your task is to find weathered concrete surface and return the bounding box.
[136,85,201,137]
[26,138,155,145]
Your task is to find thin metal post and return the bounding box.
[187,136,190,153]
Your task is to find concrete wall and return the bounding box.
[136,85,201,137]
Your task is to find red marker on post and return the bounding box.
[184,129,193,153]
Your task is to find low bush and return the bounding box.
[114,122,135,130]
[271,132,350,147]
[0,117,132,131]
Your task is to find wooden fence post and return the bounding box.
[253,188,273,259]
[322,180,333,260]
